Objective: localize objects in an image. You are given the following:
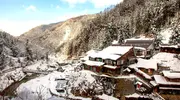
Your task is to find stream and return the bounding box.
[0,74,39,97]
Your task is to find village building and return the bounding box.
[83,60,104,73]
[152,52,180,72]
[136,58,157,75]
[162,71,180,82]
[82,46,135,75]
[129,58,157,82]
[80,49,100,62]
[113,37,155,58]
[160,44,180,54]
[153,74,180,94]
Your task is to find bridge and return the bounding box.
[22,69,52,75]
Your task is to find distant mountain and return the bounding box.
[18,0,180,59]
[19,15,96,59]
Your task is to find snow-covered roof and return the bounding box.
[104,65,117,69]
[163,71,180,79]
[137,58,157,70]
[102,46,132,55]
[112,40,119,44]
[123,38,154,49]
[134,47,146,50]
[90,46,132,60]
[97,94,119,100]
[159,87,180,90]
[91,53,121,60]
[47,96,65,100]
[154,75,167,85]
[151,53,180,71]
[125,36,154,41]
[125,93,144,98]
[160,44,180,48]
[83,60,104,66]
[150,81,158,86]
[86,49,99,55]
[154,75,180,85]
[134,68,152,80]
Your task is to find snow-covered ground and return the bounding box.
[0,55,62,93]
[12,63,96,100]
[0,68,25,92]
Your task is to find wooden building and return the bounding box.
[154,75,180,94]
[136,58,157,75]
[160,44,180,54]
[82,46,135,75]
[83,60,104,73]
[163,71,180,82]
[113,37,155,58]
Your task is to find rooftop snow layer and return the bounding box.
[90,46,132,60]
[134,68,152,80]
[137,58,157,70]
[160,44,180,48]
[83,60,104,66]
[104,65,117,69]
[101,46,132,55]
[163,71,180,79]
[134,47,146,50]
[154,75,180,85]
[97,94,119,100]
[151,53,180,71]
[125,36,154,41]
[125,93,141,98]
[91,53,121,60]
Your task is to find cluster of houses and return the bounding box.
[81,36,155,75]
[81,36,180,99]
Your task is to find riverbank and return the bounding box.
[0,74,39,97]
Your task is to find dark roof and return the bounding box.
[113,40,154,49]
[125,40,154,48]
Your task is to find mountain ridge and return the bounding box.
[18,0,180,59]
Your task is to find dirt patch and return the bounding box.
[161,94,180,100]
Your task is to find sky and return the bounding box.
[0,0,123,36]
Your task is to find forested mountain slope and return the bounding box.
[19,0,180,59]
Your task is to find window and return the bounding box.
[89,57,95,61]
[96,58,103,62]
[84,65,88,69]
[117,60,121,65]
[121,60,124,65]
[105,60,112,65]
[93,67,96,72]
[90,66,93,71]
[147,50,151,55]
[113,61,117,66]
[117,60,124,65]
[56,89,65,93]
